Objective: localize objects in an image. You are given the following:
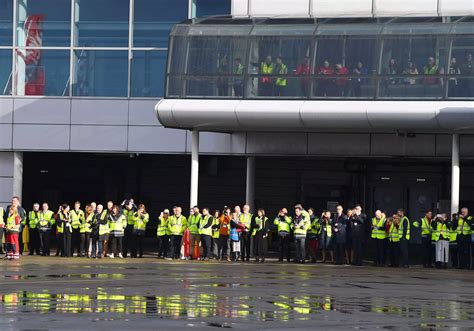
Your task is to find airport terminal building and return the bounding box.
[1,0,474,224]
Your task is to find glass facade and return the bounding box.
[0,0,231,98]
[166,19,474,100]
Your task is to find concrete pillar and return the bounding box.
[451,134,460,215]
[0,152,17,206]
[245,156,255,210]
[190,130,199,208]
[13,152,23,200]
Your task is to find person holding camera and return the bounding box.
[371,210,387,266]
[70,201,85,257]
[432,213,450,269]
[274,208,292,262]
[386,215,400,267]
[90,204,102,258]
[121,199,137,258]
[350,205,366,266]
[413,211,433,268]
[449,213,459,268]
[157,209,171,259]
[320,210,334,263]
[132,204,149,258]
[292,205,310,264]
[217,207,231,261]
[397,209,411,268]
[307,208,321,263]
[82,205,94,258]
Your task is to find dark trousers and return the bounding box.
[98,240,104,257]
[218,235,229,259]
[110,236,123,255]
[260,82,273,96]
[400,239,409,267]
[82,233,91,256]
[352,236,363,265]
[233,83,243,96]
[458,235,471,269]
[71,228,81,256]
[307,238,319,262]
[273,85,285,97]
[200,235,212,259]
[389,241,400,267]
[253,232,266,259]
[278,235,291,261]
[91,237,98,257]
[39,230,51,256]
[56,233,63,256]
[240,232,251,261]
[169,235,182,259]
[62,230,72,257]
[133,235,144,257]
[421,236,433,266]
[335,243,345,265]
[123,224,134,257]
[158,235,170,257]
[450,244,458,268]
[294,236,306,262]
[374,239,386,266]
[29,228,40,255]
[0,229,4,253]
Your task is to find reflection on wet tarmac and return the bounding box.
[0,261,473,329]
[1,288,473,323]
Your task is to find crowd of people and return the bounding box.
[218,52,473,98]
[1,196,473,270]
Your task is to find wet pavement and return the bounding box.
[0,257,473,329]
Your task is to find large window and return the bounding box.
[73,50,128,97]
[134,0,188,47]
[16,0,71,47]
[0,0,13,45]
[165,20,474,100]
[16,49,70,96]
[0,49,12,95]
[75,0,129,47]
[131,50,166,97]
[194,0,231,17]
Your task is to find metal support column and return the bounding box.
[245,156,255,210]
[190,130,199,208]
[13,152,23,200]
[451,134,460,215]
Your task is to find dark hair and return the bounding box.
[308,208,315,213]
[193,205,198,209]
[202,207,209,212]
[257,208,265,216]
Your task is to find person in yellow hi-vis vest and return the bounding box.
[431,213,450,269]
[273,56,288,97]
[70,201,85,257]
[386,216,401,267]
[132,204,149,258]
[397,208,411,268]
[251,208,269,263]
[187,206,202,260]
[211,210,221,259]
[167,206,187,260]
[259,55,274,96]
[5,206,21,260]
[239,205,253,262]
[157,209,171,259]
[274,208,292,262]
[27,203,41,255]
[320,211,334,263]
[199,208,214,261]
[107,205,127,258]
[371,210,387,266]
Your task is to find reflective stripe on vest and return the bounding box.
[421,217,432,236]
[199,215,213,236]
[371,217,387,239]
[157,216,170,236]
[274,216,291,233]
[239,213,252,229]
[109,215,126,235]
[212,217,220,239]
[432,222,449,242]
[275,63,288,86]
[169,215,186,235]
[133,212,149,232]
[399,217,410,240]
[6,214,20,233]
[188,214,202,235]
[252,217,268,236]
[310,218,321,235]
[388,223,400,242]
[457,217,472,235]
[28,211,40,229]
[70,209,84,230]
[38,210,54,231]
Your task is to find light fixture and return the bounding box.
[416,178,426,182]
[381,177,390,180]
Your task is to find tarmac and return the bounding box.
[0,256,473,330]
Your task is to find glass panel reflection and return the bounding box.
[16,49,70,96]
[16,0,71,47]
[0,0,13,45]
[131,50,166,97]
[73,50,128,97]
[0,49,12,95]
[75,0,129,47]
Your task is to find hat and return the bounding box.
[163,209,170,214]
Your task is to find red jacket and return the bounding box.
[335,67,349,86]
